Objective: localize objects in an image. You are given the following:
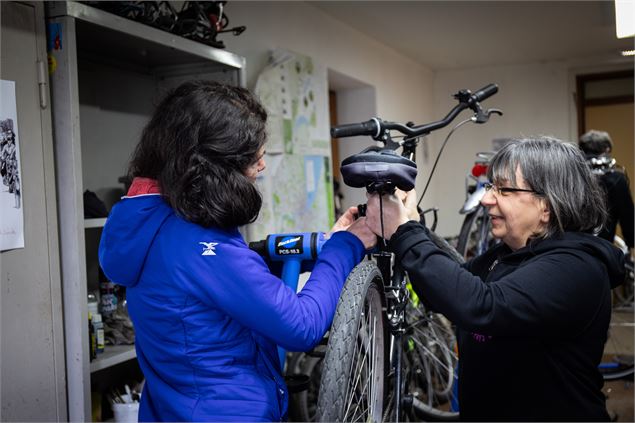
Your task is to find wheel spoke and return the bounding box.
[344,294,381,422]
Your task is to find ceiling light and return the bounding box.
[621,49,635,56]
[615,0,635,38]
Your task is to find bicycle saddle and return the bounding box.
[340,148,417,193]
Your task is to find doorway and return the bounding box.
[577,69,634,197]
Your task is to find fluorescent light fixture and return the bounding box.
[615,0,635,38]
[621,49,635,56]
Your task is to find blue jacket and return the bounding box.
[99,193,365,421]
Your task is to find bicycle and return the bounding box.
[599,234,634,381]
[612,235,634,309]
[251,228,461,422]
[456,151,496,260]
[315,84,502,422]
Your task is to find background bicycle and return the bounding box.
[455,151,496,260]
[600,234,634,381]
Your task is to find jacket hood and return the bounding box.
[98,194,173,287]
[503,232,626,289]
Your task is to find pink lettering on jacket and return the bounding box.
[471,332,493,343]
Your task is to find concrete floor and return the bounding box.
[603,307,634,422]
[604,378,634,422]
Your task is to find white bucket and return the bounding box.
[112,400,139,422]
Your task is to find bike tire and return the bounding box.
[406,230,462,421]
[456,206,492,260]
[602,234,634,380]
[600,308,634,381]
[286,350,323,421]
[406,311,459,421]
[316,262,386,423]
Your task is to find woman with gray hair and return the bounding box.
[365,136,625,421]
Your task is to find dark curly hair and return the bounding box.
[128,80,267,228]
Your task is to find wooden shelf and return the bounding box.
[84,218,107,229]
[90,344,136,373]
[47,1,245,72]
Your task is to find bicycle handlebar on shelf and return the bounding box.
[331,83,499,140]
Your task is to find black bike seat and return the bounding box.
[340,148,417,192]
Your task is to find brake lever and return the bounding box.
[473,108,503,124]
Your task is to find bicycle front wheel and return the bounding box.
[406,230,461,421]
[600,307,634,380]
[316,262,386,423]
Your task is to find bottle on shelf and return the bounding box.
[87,292,99,317]
[88,292,104,356]
[92,312,105,355]
[88,312,96,362]
[99,268,118,317]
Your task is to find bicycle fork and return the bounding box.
[378,251,409,423]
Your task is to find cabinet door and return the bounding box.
[0,1,66,421]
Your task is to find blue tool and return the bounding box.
[249,232,327,367]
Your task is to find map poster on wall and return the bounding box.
[0,80,25,251]
[247,50,334,241]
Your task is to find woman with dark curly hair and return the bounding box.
[99,80,376,422]
[365,137,625,421]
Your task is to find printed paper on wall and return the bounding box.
[0,80,25,251]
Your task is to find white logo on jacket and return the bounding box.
[199,242,218,256]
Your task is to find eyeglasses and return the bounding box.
[483,182,542,196]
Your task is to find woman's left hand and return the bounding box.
[327,206,377,249]
[327,206,361,236]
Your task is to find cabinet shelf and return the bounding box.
[90,344,136,373]
[84,217,107,229]
[47,1,246,420]
[47,1,245,75]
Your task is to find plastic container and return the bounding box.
[112,401,139,423]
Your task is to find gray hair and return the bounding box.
[579,130,613,156]
[487,136,607,238]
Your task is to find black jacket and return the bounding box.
[598,170,634,248]
[389,222,625,421]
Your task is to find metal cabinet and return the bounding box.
[46,2,246,420]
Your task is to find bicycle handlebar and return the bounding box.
[331,83,499,140]
[470,83,498,104]
[330,118,382,138]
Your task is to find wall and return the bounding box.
[223,3,633,240]
[224,1,435,210]
[429,59,633,237]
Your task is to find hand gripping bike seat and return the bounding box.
[340,148,417,194]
